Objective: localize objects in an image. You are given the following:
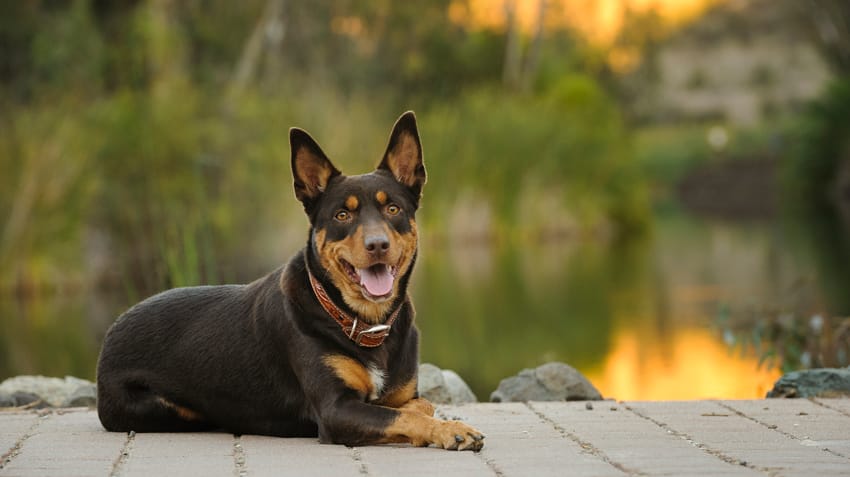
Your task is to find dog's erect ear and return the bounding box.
[378,111,426,199]
[291,128,341,207]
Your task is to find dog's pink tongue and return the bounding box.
[359,265,394,296]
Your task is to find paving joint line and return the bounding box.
[622,403,777,476]
[810,397,850,419]
[525,402,640,477]
[109,430,135,477]
[349,446,370,476]
[233,435,247,477]
[0,410,51,471]
[717,400,850,461]
[435,407,503,476]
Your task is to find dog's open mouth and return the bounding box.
[341,260,397,300]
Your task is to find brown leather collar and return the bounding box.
[306,265,401,347]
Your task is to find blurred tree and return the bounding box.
[0,0,649,293]
[802,0,850,74]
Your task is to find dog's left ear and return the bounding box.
[291,127,341,211]
[378,111,426,200]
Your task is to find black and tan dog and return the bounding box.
[96,112,484,451]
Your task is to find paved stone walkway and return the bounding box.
[2,399,849,476]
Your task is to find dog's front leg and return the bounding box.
[396,397,435,416]
[318,398,484,451]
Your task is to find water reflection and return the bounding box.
[0,211,837,400]
[587,327,780,400]
[415,211,809,400]
[0,293,115,382]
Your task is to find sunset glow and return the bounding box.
[454,0,726,44]
[586,327,782,401]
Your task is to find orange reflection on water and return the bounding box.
[585,328,782,401]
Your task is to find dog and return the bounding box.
[96,111,485,451]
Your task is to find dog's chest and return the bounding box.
[367,364,386,402]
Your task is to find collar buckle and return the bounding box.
[355,324,391,345]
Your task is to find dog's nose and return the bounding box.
[365,234,390,255]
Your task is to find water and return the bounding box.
[2,210,842,401]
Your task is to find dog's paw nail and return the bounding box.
[459,440,482,452]
[473,433,485,441]
[455,434,464,443]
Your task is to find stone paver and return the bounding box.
[816,398,850,417]
[0,411,126,477]
[121,433,234,477]
[531,401,759,476]
[360,443,494,477]
[0,412,41,464]
[720,399,850,458]
[240,436,362,477]
[440,402,624,476]
[1,401,849,476]
[625,400,850,477]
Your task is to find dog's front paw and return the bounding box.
[432,420,485,451]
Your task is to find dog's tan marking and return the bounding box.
[375,190,388,205]
[380,409,484,450]
[345,195,359,211]
[293,148,336,200]
[323,355,373,397]
[377,378,417,408]
[385,132,422,188]
[318,225,391,323]
[400,397,435,416]
[317,220,418,323]
[157,397,203,421]
[386,219,418,282]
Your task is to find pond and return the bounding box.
[1,208,843,401]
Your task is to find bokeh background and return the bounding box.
[1,0,849,401]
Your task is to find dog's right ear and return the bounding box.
[290,128,341,210]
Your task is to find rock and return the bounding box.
[0,391,14,408]
[12,392,45,408]
[0,376,97,408]
[418,364,450,404]
[442,369,477,403]
[64,383,97,408]
[767,368,850,398]
[418,363,478,404]
[490,362,603,402]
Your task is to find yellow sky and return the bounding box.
[453,0,724,44]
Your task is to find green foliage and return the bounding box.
[0,104,95,290]
[783,78,850,208]
[0,0,651,294]
[421,76,648,239]
[88,89,215,291]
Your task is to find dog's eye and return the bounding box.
[335,210,351,221]
[386,204,401,216]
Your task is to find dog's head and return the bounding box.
[290,112,426,323]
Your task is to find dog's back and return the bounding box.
[97,268,316,436]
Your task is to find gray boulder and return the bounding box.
[0,376,97,408]
[64,383,98,408]
[418,363,477,404]
[767,368,850,398]
[491,362,603,402]
[11,391,47,408]
[0,391,14,408]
